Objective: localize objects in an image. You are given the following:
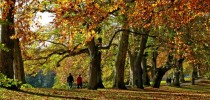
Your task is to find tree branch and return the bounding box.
[99,29,156,50]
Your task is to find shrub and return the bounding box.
[20,84,33,89]
[0,73,22,89]
[204,72,210,80]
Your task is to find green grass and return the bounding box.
[1,80,210,100]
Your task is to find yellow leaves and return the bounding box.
[0,1,6,8]
[83,30,96,43]
[86,0,94,4]
[57,0,68,4]
[152,4,157,7]
[95,3,100,9]
[109,5,118,12]
[86,30,96,39]
[174,7,178,11]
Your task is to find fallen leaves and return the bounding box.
[1,83,210,100]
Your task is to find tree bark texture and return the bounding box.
[173,56,184,87]
[173,68,180,87]
[179,56,185,83]
[134,35,148,89]
[128,34,139,87]
[87,38,98,90]
[113,28,129,89]
[128,53,136,87]
[13,39,26,83]
[191,65,196,85]
[96,38,104,88]
[152,67,169,88]
[142,53,150,86]
[179,65,185,83]
[0,0,15,79]
[151,48,158,79]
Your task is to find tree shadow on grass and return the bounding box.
[12,89,91,100]
[181,84,210,93]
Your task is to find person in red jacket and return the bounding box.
[77,74,82,89]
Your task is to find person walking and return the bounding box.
[67,73,74,89]
[77,74,82,89]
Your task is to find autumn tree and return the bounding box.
[0,0,26,87]
[0,0,15,80]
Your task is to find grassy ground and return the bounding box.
[1,80,210,100]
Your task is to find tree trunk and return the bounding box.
[152,67,169,88]
[179,65,185,83]
[96,38,104,88]
[173,56,184,87]
[134,35,148,89]
[113,22,129,89]
[152,53,173,88]
[0,0,15,79]
[142,52,150,86]
[173,68,180,87]
[179,56,185,83]
[196,65,201,77]
[128,53,136,87]
[191,65,196,85]
[96,51,104,88]
[13,39,26,84]
[151,48,158,80]
[128,34,139,87]
[87,38,98,90]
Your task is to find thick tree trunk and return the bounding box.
[96,38,104,88]
[128,34,139,87]
[152,68,169,88]
[179,56,185,83]
[173,68,180,87]
[113,25,129,89]
[179,65,185,83]
[142,53,150,86]
[134,35,148,89]
[13,39,26,84]
[0,1,15,79]
[87,38,98,90]
[128,53,136,87]
[196,65,201,77]
[152,53,173,88]
[173,56,184,87]
[191,65,196,85]
[151,49,158,79]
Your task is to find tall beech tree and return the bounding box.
[128,34,139,86]
[0,0,15,79]
[13,39,26,83]
[0,0,26,84]
[113,16,129,89]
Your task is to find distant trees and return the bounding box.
[26,70,56,88]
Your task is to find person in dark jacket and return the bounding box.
[67,73,74,89]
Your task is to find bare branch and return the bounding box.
[45,40,68,48]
